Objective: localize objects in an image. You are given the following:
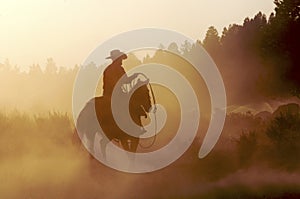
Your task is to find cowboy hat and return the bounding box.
[106,49,127,61]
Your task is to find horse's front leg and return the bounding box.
[129,137,139,153]
[120,138,139,152]
[121,138,139,168]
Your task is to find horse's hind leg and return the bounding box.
[100,136,109,161]
[86,136,96,159]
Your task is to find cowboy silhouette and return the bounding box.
[103,49,138,97]
[102,49,147,135]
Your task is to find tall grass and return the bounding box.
[0,109,300,199]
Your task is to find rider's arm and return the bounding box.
[120,67,138,83]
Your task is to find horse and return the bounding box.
[74,79,152,161]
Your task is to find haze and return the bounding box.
[0,0,275,69]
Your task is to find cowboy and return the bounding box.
[103,49,138,97]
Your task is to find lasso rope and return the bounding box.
[136,73,158,149]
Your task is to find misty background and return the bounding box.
[1,0,300,198]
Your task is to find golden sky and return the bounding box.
[0,0,275,69]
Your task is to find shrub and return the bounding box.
[236,130,258,167]
[266,112,300,167]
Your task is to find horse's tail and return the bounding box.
[73,97,102,146]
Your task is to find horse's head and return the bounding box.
[129,80,152,118]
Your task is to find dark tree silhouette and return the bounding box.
[200,0,300,102]
[203,26,221,58]
[261,0,300,97]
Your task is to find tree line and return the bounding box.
[0,0,299,109]
[202,0,300,102]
